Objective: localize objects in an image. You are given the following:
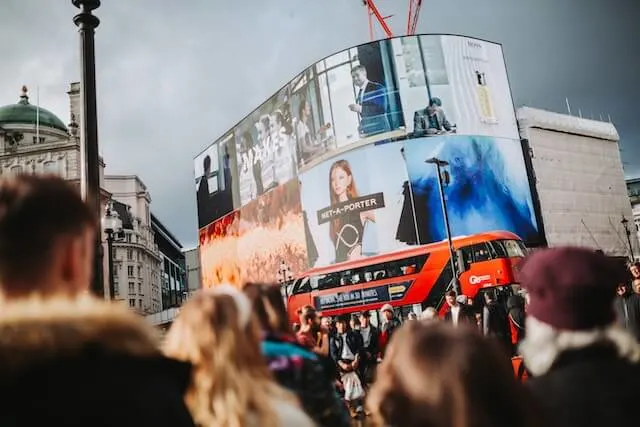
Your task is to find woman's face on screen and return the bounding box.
[331,166,351,200]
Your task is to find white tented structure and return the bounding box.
[517,106,639,258]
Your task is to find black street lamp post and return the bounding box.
[278,260,294,304]
[425,157,460,294]
[102,201,123,300]
[621,216,635,261]
[72,0,104,297]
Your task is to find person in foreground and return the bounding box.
[0,175,195,427]
[244,282,349,427]
[164,285,315,427]
[519,247,640,427]
[367,321,540,427]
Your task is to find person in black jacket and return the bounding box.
[330,315,365,418]
[0,175,194,427]
[519,247,640,427]
[613,283,640,341]
[357,311,380,385]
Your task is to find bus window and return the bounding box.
[470,242,492,262]
[503,240,526,258]
[489,240,508,258]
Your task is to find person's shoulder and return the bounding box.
[262,339,317,361]
[271,398,316,427]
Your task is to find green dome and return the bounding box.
[0,87,67,132]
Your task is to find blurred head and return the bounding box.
[329,159,356,202]
[164,286,292,427]
[351,65,367,87]
[243,282,291,336]
[617,283,628,296]
[381,304,394,321]
[368,322,537,427]
[299,305,318,328]
[421,307,438,321]
[0,175,96,300]
[631,262,640,279]
[202,155,211,175]
[359,311,371,327]
[335,316,349,334]
[445,291,458,307]
[320,316,332,331]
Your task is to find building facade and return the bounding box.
[184,247,201,295]
[0,84,112,295]
[518,106,639,258]
[151,213,187,309]
[626,178,640,261]
[104,175,163,314]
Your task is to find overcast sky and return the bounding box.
[1,0,637,248]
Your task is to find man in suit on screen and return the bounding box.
[348,65,391,137]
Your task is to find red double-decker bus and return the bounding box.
[286,230,527,325]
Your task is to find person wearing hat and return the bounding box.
[519,247,640,427]
[379,304,401,357]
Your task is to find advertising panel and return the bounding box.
[199,179,308,288]
[195,34,542,288]
[402,135,539,245]
[237,179,308,284]
[194,132,239,229]
[235,87,299,207]
[391,35,518,141]
[300,141,414,267]
[199,211,241,289]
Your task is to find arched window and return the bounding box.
[43,161,58,174]
[10,165,23,175]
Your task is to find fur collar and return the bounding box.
[0,295,162,375]
[520,316,640,377]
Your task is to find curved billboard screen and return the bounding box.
[195,34,539,288]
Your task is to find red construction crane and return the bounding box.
[362,0,423,41]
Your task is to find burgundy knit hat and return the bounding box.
[518,247,627,331]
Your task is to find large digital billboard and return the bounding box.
[194,34,540,288]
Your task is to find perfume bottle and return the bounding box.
[475,70,497,124]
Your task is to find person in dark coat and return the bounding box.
[518,247,640,427]
[0,175,194,427]
[357,311,380,384]
[613,283,640,341]
[443,291,475,327]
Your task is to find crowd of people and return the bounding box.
[2,174,640,427]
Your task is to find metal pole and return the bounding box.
[433,161,460,294]
[107,233,115,300]
[73,0,104,298]
[626,228,635,261]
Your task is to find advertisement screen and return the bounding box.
[392,35,519,141]
[300,142,413,267]
[403,135,539,244]
[195,34,542,288]
[194,133,239,229]
[234,87,299,207]
[199,179,309,288]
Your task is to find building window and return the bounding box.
[10,165,23,175]
[128,282,134,293]
[129,299,135,308]
[114,282,119,296]
[127,249,133,260]
[43,160,57,174]
[138,283,142,294]
[126,233,132,243]
[137,266,141,278]
[138,299,142,309]
[127,266,134,277]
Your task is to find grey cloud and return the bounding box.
[1,0,637,248]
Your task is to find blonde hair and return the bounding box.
[163,290,296,427]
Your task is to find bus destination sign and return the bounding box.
[313,280,413,312]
